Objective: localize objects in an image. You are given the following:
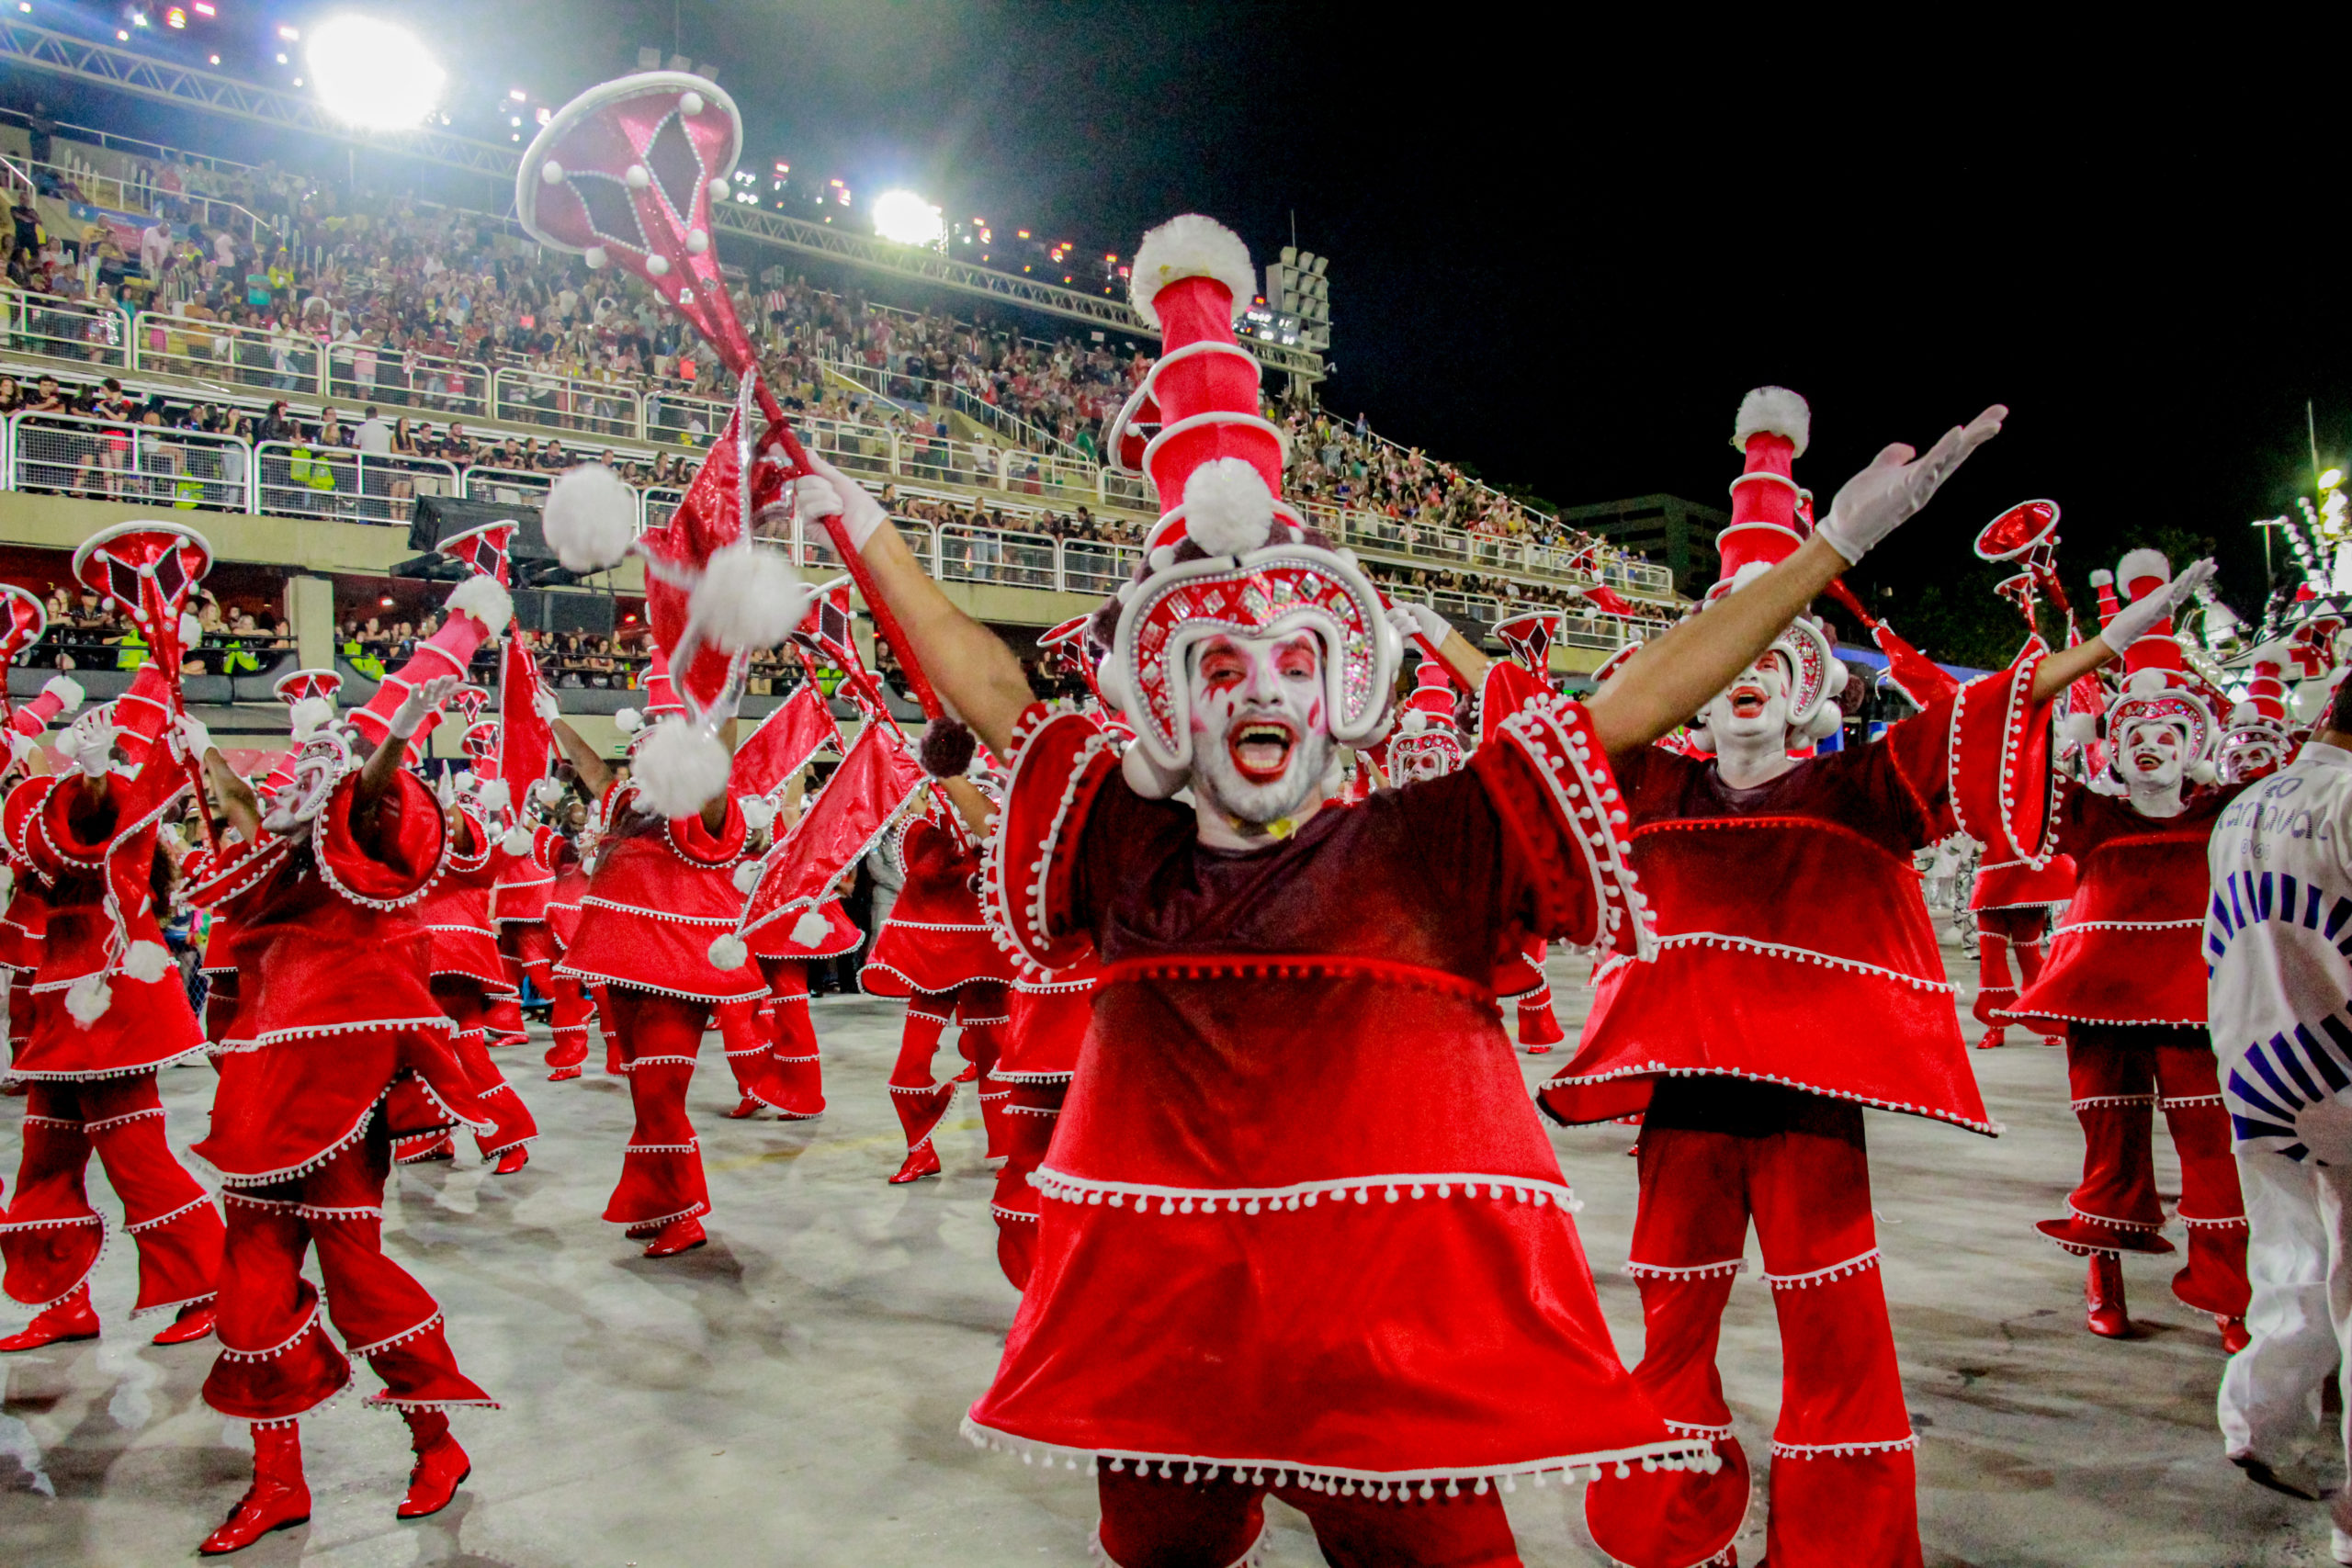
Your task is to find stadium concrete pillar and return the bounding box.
[286,574,336,673]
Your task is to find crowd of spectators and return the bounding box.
[2,130,1669,606]
[28,583,289,674]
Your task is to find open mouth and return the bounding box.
[2132,749,2165,772]
[1228,719,1297,784]
[1728,684,1769,720]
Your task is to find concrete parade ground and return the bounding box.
[0,932,2333,1566]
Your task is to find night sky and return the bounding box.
[22,4,2346,634]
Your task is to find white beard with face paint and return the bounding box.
[1185,629,1337,842]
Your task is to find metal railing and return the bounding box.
[492,367,638,442]
[0,331,1679,603]
[0,291,130,368]
[937,523,1057,592]
[461,464,555,508]
[3,150,282,250]
[818,355,1086,462]
[328,347,491,420]
[251,440,456,525]
[8,409,248,510]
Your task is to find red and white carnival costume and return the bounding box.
[863,806,1013,1180]
[0,653,83,1062]
[2003,551,2250,1341]
[557,660,766,1250]
[1536,390,2053,1566]
[737,897,856,1119]
[188,668,503,1548]
[497,818,597,1077]
[0,663,223,1340]
[955,214,1717,1568]
[402,786,538,1168]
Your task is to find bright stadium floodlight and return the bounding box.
[307,16,446,130]
[873,189,944,248]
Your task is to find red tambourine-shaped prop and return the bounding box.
[1976,499,2068,635]
[0,584,47,669]
[74,520,211,677]
[517,72,942,720]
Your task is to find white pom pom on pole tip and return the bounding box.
[732,860,763,894]
[707,932,749,970]
[543,463,639,573]
[1183,457,1276,558]
[630,718,731,819]
[122,940,173,984]
[689,541,810,653]
[503,827,535,855]
[790,908,831,948]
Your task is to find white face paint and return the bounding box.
[2120,716,2187,793]
[1185,629,1334,827]
[1700,651,1794,750]
[2221,735,2282,784]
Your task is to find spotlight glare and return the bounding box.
[2324,468,2346,491]
[306,16,446,130]
[872,189,943,247]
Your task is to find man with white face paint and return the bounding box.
[1540,390,2196,1568]
[2007,548,2253,1351]
[805,215,2020,1568]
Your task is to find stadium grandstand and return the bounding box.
[0,31,1683,761]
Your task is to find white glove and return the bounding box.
[1816,405,2007,564]
[175,715,213,761]
[68,719,119,778]
[2103,558,2219,651]
[390,672,461,740]
[436,768,458,808]
[1385,601,1450,647]
[535,687,561,726]
[794,453,890,554]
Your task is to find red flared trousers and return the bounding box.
[2,1071,222,1315]
[1593,1082,1923,1568]
[2048,1022,2250,1314]
[601,987,710,1229]
[204,1118,492,1424]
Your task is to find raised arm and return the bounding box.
[2025,558,2218,702]
[198,744,261,843]
[797,456,1034,758]
[548,716,615,801]
[1587,406,2007,755]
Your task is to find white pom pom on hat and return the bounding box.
[543,463,639,573]
[613,707,644,736]
[288,695,335,740]
[41,675,83,712]
[446,574,514,635]
[2117,548,2172,592]
[1731,386,1811,457]
[1183,458,1276,558]
[1128,214,1256,331]
[503,826,535,855]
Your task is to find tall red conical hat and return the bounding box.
[2105,547,2215,763]
[1095,215,1398,792]
[1710,387,1809,603]
[1701,389,1842,737]
[2241,643,2291,724]
[1387,656,1464,779]
[347,576,514,759]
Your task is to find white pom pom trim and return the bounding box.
[64,973,111,1026]
[707,933,749,970]
[739,795,777,833]
[446,574,514,635]
[503,827,535,856]
[789,908,831,948]
[42,675,84,712]
[689,542,809,654]
[731,860,763,895]
[1731,386,1811,457]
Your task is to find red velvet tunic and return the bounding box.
[964,693,1692,1489]
[1000,952,1098,1082]
[491,823,556,927]
[558,782,763,1002]
[745,896,860,963]
[2002,781,2241,1029]
[861,815,1010,997]
[3,695,205,1080]
[190,772,492,1185]
[1540,660,2052,1135]
[1970,852,2078,912]
[417,806,511,994]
